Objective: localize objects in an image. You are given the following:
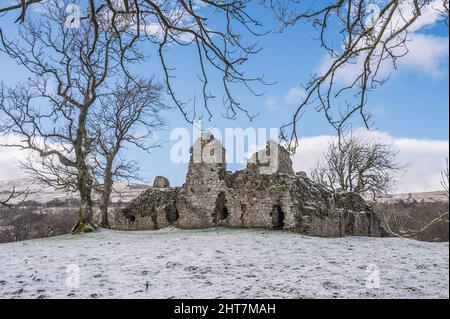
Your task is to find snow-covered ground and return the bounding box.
[0,228,448,299]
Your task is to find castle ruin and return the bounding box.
[114,134,384,237]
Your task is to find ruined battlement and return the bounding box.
[113,134,385,237]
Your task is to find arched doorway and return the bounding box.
[213,192,229,224]
[272,204,285,230]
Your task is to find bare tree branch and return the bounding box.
[311,131,405,200]
[382,202,448,238]
[1,0,272,122]
[0,186,29,208]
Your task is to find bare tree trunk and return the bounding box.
[72,107,96,234]
[72,163,96,234]
[99,166,113,229]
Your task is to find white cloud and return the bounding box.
[399,0,446,32]
[0,134,73,181]
[264,95,278,111]
[292,129,449,193]
[284,86,306,105]
[263,86,307,111]
[0,135,28,180]
[399,33,449,77]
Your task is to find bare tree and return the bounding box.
[0,186,28,208]
[318,141,450,240]
[0,1,141,233]
[312,133,404,200]
[441,157,449,194]
[90,77,168,228]
[277,0,449,151]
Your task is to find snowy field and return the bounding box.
[0,228,448,299]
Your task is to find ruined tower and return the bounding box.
[246,139,295,176]
[177,133,228,228]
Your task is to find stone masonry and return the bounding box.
[114,134,385,237]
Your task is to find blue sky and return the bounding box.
[0,1,448,192]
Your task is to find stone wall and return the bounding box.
[114,188,179,230]
[113,134,385,237]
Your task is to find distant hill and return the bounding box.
[0,178,148,205]
[379,191,448,204]
[3,177,447,206]
[0,178,150,243]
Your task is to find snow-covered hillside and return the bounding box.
[0,178,147,204]
[380,191,449,204]
[0,228,448,299]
